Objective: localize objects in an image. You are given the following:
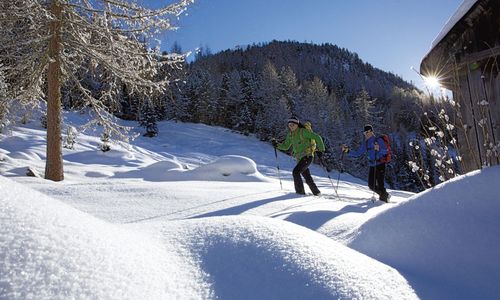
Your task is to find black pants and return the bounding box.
[293,156,321,195]
[368,163,388,199]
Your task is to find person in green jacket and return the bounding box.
[272,116,325,196]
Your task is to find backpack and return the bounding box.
[367,134,391,163]
[303,121,317,154]
[376,134,391,163]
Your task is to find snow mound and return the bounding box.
[349,166,500,299]
[143,160,184,171]
[114,155,269,182]
[158,216,418,300]
[64,149,147,167]
[113,159,185,181]
[188,155,268,181]
[0,176,209,299]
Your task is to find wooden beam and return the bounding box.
[456,45,500,66]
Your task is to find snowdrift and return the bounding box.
[114,155,271,182]
[0,176,417,299]
[349,166,500,299]
[158,216,418,300]
[0,176,209,299]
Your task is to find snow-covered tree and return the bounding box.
[63,125,78,149]
[279,66,300,115]
[170,41,183,55]
[353,87,377,127]
[100,131,111,152]
[0,0,192,181]
[171,82,192,122]
[0,66,6,98]
[255,61,287,140]
[235,70,258,134]
[183,68,217,124]
[0,67,8,133]
[218,71,243,127]
[139,101,159,137]
[298,77,330,134]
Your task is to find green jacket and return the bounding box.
[277,127,325,160]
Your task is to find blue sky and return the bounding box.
[160,0,462,89]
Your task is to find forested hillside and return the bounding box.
[166,41,439,191]
[1,40,454,191]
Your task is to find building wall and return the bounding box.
[421,0,500,173]
[454,64,500,172]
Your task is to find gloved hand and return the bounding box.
[341,144,349,153]
[316,151,323,160]
[271,139,278,148]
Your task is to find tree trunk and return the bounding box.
[45,0,64,181]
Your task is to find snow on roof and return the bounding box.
[430,0,479,49]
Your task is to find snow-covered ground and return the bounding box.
[1,112,499,299]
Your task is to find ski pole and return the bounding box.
[319,156,341,200]
[336,151,344,192]
[371,158,377,203]
[371,166,376,202]
[274,147,283,190]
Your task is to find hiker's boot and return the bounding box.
[380,192,390,203]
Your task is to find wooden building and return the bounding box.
[420,0,500,172]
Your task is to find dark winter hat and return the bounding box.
[363,124,373,132]
[287,116,300,125]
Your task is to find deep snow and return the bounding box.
[1,113,499,299]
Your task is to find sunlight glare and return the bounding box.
[423,76,440,88]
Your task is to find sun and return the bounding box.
[423,75,440,89]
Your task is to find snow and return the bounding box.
[349,167,500,300]
[430,0,479,49]
[1,112,499,299]
[0,176,209,299]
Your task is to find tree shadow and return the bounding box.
[277,202,374,231]
[191,192,379,232]
[125,190,279,223]
[190,194,304,219]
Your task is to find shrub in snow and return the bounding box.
[144,123,158,137]
[39,113,47,129]
[100,131,111,152]
[26,166,40,177]
[0,68,7,130]
[0,118,9,134]
[409,104,461,189]
[139,103,159,137]
[63,126,78,150]
[20,111,31,124]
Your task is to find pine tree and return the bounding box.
[0,0,192,181]
[170,41,183,54]
[184,68,217,124]
[172,82,192,122]
[100,131,111,152]
[299,77,330,133]
[0,67,8,133]
[139,101,158,137]
[226,71,245,128]
[279,66,300,114]
[353,87,376,126]
[63,126,78,150]
[255,61,286,140]
[218,72,243,127]
[236,70,258,134]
